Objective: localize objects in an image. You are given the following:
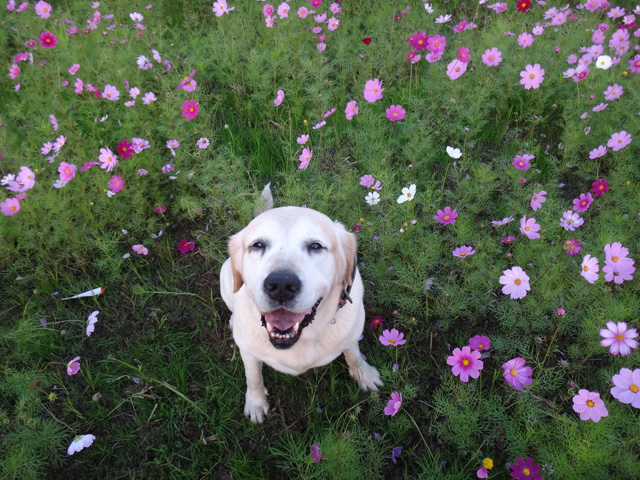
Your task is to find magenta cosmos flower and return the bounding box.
[468,335,490,352]
[482,47,502,66]
[600,321,638,356]
[434,206,457,225]
[611,368,640,408]
[509,457,543,480]
[379,328,406,347]
[117,140,134,159]
[520,216,540,239]
[499,266,530,299]
[1,198,20,216]
[369,315,384,329]
[572,193,593,212]
[67,356,81,375]
[386,105,405,121]
[607,131,631,151]
[108,175,124,193]
[530,191,546,211]
[446,346,483,382]
[590,179,608,197]
[452,246,475,258]
[181,100,199,121]
[384,392,402,416]
[177,239,196,254]
[39,31,57,48]
[573,389,608,422]
[457,47,470,63]
[502,357,533,391]
[520,64,545,90]
[311,442,324,463]
[513,154,534,170]
[363,78,384,103]
[563,238,582,255]
[446,59,467,80]
[58,162,76,183]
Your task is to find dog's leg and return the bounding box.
[240,351,269,423]
[343,342,383,391]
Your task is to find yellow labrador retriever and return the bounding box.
[220,186,382,423]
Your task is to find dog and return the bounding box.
[220,185,382,423]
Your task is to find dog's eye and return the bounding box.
[308,242,324,252]
[250,241,266,250]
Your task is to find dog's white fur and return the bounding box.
[220,191,382,423]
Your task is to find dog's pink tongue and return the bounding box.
[265,309,306,331]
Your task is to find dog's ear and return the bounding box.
[228,230,244,293]
[341,229,357,287]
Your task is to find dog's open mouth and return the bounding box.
[261,298,322,349]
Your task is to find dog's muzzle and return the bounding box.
[261,298,322,349]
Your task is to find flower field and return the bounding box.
[1,0,639,478]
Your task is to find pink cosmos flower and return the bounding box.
[446,346,483,382]
[446,59,467,80]
[310,0,322,8]
[108,175,124,193]
[116,140,133,159]
[457,47,470,63]
[67,434,96,456]
[177,239,196,254]
[273,89,284,106]
[520,64,545,90]
[589,145,607,159]
[137,169,148,176]
[67,356,81,376]
[563,238,582,256]
[345,100,358,120]
[481,47,502,66]
[385,105,405,122]
[591,179,608,197]
[502,357,533,391]
[561,210,584,231]
[86,310,99,337]
[628,54,640,75]
[262,3,274,16]
[363,79,384,103]
[379,328,406,347]
[580,254,599,283]
[1,198,20,216]
[322,107,336,118]
[517,32,534,48]
[316,43,326,52]
[39,31,57,48]
[452,246,475,258]
[384,392,402,416]
[611,368,640,408]
[573,389,608,422]
[299,148,312,170]
[162,164,175,175]
[312,120,326,130]
[277,2,290,18]
[600,321,638,356]
[311,442,324,463]
[58,162,76,182]
[369,315,384,329]
[102,84,120,101]
[499,266,530,299]
[572,193,593,212]
[602,242,635,284]
[197,137,210,149]
[604,84,623,100]
[132,244,148,255]
[8,64,19,79]
[468,335,490,352]
[513,154,534,170]
[177,100,199,122]
[607,131,631,151]
[297,134,309,145]
[74,78,84,94]
[592,103,608,112]
[154,205,167,214]
[491,216,514,226]
[297,6,313,18]
[530,191,546,211]
[509,457,543,480]
[520,216,540,239]
[434,206,457,225]
[99,147,118,172]
[360,175,375,187]
[327,17,339,31]
[35,1,52,18]
[142,92,157,104]
[427,34,446,54]
[212,0,234,16]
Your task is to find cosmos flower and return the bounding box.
[502,357,533,391]
[67,434,96,455]
[383,392,402,416]
[499,266,530,299]
[572,390,608,423]
[446,346,483,382]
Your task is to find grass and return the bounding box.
[1,0,640,478]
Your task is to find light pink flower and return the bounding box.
[86,310,99,337]
[572,390,608,423]
[363,78,384,103]
[74,78,84,94]
[99,147,118,172]
[383,392,402,416]
[611,368,640,408]
[8,64,19,79]
[561,210,584,231]
[530,191,546,211]
[1,198,20,216]
[517,32,534,48]
[274,89,284,106]
[607,131,631,151]
[513,154,534,170]
[481,47,502,66]
[68,63,80,75]
[446,59,467,80]
[452,246,475,258]
[520,216,540,239]
[600,321,638,356]
[604,84,623,100]
[108,175,124,193]
[35,0,52,18]
[434,206,457,225]
[102,84,120,101]
[520,64,545,90]
[385,105,405,122]
[58,162,76,182]
[580,254,599,283]
[67,356,81,375]
[277,2,290,18]
[345,100,358,120]
[299,148,312,170]
[379,328,406,346]
[502,357,533,391]
[499,266,530,299]
[132,244,148,255]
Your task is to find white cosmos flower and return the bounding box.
[365,191,380,205]
[446,146,462,159]
[595,55,612,70]
[86,310,99,336]
[397,184,416,204]
[67,434,96,455]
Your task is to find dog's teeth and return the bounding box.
[293,322,299,332]
[266,322,274,332]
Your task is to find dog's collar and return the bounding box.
[337,254,357,310]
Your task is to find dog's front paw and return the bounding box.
[244,387,269,423]
[350,362,383,392]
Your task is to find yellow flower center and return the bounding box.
[444,215,449,220]
[529,74,535,79]
[190,108,194,112]
[523,468,531,476]
[510,369,517,376]
[393,113,398,117]
[616,334,623,341]
[478,344,483,349]
[534,196,538,200]
[483,458,493,470]
[630,384,639,393]
[525,226,530,231]
[455,67,460,72]
[462,359,470,366]
[587,400,595,407]
[490,56,494,60]
[406,193,412,198]
[515,279,521,285]
[388,338,395,344]
[460,252,466,256]
[584,266,589,272]
[10,206,16,211]
[612,256,619,262]
[373,88,378,93]
[418,40,423,44]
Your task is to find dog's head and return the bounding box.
[228,207,356,349]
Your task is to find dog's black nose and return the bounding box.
[264,270,301,303]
